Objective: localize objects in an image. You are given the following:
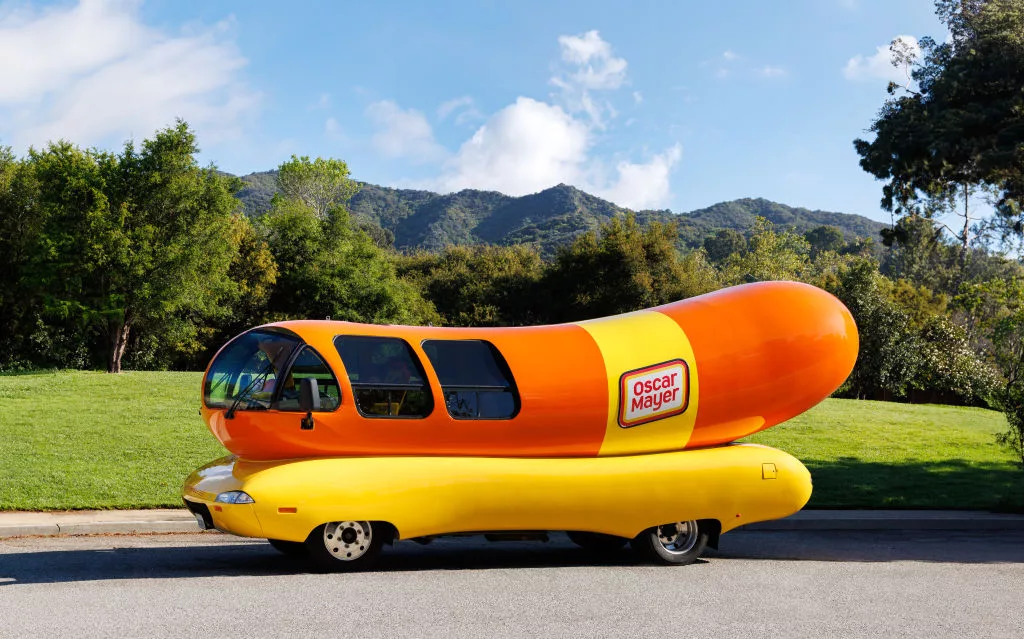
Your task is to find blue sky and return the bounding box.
[0,0,945,220]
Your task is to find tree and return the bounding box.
[804,225,845,258]
[28,122,243,372]
[277,155,361,219]
[854,0,1024,261]
[540,215,720,322]
[261,159,438,326]
[397,245,544,326]
[0,146,46,369]
[703,229,746,264]
[723,217,811,284]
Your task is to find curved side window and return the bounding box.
[421,340,520,420]
[204,329,301,410]
[273,346,341,412]
[334,335,433,418]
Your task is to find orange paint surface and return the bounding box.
[202,281,858,460]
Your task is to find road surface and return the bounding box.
[1,529,1022,638]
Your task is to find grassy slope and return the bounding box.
[745,400,1023,510]
[0,371,1021,510]
[0,371,221,510]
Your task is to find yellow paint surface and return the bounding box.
[577,311,700,455]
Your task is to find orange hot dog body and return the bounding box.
[202,281,858,460]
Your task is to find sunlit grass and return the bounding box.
[0,372,1021,510]
[745,399,1023,510]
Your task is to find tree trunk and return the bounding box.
[960,183,970,270]
[108,317,132,373]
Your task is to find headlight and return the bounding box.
[215,491,255,504]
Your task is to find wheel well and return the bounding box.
[699,519,721,549]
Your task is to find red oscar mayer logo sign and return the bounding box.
[618,359,690,428]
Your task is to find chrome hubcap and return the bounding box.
[656,521,699,554]
[323,521,372,561]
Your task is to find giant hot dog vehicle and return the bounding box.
[183,280,858,570]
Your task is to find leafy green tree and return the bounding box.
[703,229,747,264]
[277,155,361,219]
[805,225,845,258]
[0,147,46,369]
[397,245,544,326]
[826,260,921,399]
[261,160,437,325]
[723,217,811,283]
[27,122,243,372]
[541,215,720,322]
[854,0,1024,258]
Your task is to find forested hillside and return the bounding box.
[236,172,885,255]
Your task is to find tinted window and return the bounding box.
[204,329,301,410]
[334,336,433,418]
[274,346,341,412]
[421,340,520,419]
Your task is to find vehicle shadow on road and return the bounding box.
[2,530,1022,585]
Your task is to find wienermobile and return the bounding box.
[183,280,858,570]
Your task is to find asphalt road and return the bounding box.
[1,530,1022,638]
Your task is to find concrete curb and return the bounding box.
[0,509,201,538]
[3,509,1024,539]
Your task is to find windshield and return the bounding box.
[204,329,302,409]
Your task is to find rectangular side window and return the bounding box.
[334,336,434,418]
[421,340,520,420]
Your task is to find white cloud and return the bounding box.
[838,0,859,9]
[437,95,483,126]
[633,91,643,105]
[325,117,340,134]
[0,0,257,149]
[556,30,628,90]
[366,99,447,163]
[843,35,920,83]
[550,30,629,128]
[436,98,589,194]
[593,145,682,210]
[759,65,787,78]
[722,50,740,61]
[435,97,679,209]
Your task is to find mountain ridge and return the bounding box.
[234,171,886,255]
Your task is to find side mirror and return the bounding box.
[299,378,321,412]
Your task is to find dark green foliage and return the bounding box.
[703,229,747,263]
[540,215,720,323]
[397,245,544,326]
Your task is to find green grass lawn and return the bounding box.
[0,371,1021,511]
[744,400,1023,511]
[0,371,221,510]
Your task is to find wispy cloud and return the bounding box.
[366,99,447,163]
[0,0,258,149]
[437,95,484,126]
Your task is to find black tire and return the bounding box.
[268,538,308,557]
[630,520,709,565]
[305,521,386,572]
[567,531,628,552]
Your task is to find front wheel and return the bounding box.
[305,521,386,571]
[631,520,709,565]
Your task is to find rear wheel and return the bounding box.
[567,531,628,552]
[631,520,709,565]
[305,521,386,571]
[268,538,308,557]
